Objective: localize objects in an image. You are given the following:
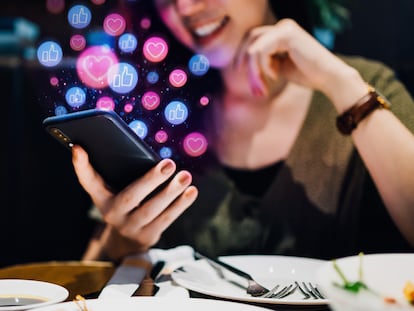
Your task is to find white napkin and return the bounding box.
[98,245,194,299]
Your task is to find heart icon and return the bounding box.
[186,138,204,152]
[169,69,187,87]
[82,55,114,82]
[155,130,168,143]
[143,37,168,62]
[106,18,124,33]
[76,46,118,89]
[142,95,159,110]
[183,132,207,157]
[146,42,165,58]
[103,13,126,36]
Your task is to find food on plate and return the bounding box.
[332,253,414,307]
[332,252,368,293]
[404,281,414,305]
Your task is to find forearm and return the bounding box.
[352,108,414,246]
[321,65,414,247]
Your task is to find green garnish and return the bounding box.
[333,252,368,293]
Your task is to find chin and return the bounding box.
[203,49,236,69]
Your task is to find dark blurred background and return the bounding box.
[0,1,413,268]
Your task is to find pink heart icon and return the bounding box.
[106,18,123,33]
[187,138,204,152]
[103,14,126,36]
[76,46,118,88]
[147,42,165,58]
[83,55,114,82]
[169,69,187,87]
[143,37,168,62]
[142,91,160,110]
[183,132,207,157]
[155,130,168,143]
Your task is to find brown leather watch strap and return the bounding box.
[336,85,391,135]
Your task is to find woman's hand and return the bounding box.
[71,145,198,260]
[237,18,368,112]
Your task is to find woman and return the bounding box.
[73,0,414,261]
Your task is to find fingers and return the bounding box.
[71,145,113,207]
[119,182,198,242]
[106,158,177,218]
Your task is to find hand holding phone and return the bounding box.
[43,109,161,193]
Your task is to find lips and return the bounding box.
[188,16,230,46]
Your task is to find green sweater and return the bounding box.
[159,55,414,259]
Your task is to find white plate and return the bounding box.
[32,297,273,311]
[316,253,414,311]
[171,255,329,306]
[0,279,69,311]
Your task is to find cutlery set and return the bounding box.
[193,251,325,300]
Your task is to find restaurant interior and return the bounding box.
[0,0,413,269]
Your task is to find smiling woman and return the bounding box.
[69,0,414,264]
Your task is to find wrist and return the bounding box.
[319,64,368,113]
[336,84,391,135]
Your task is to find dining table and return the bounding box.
[0,248,332,311]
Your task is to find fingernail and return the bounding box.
[160,160,174,175]
[178,171,191,184]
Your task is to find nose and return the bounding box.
[175,0,203,16]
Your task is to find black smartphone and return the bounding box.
[43,109,161,193]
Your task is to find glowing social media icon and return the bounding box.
[50,76,59,86]
[104,13,126,36]
[140,17,151,29]
[143,36,168,63]
[65,86,86,108]
[155,130,168,143]
[54,105,67,116]
[107,62,138,94]
[200,96,210,106]
[160,146,172,159]
[76,46,118,89]
[118,33,137,53]
[96,96,115,110]
[164,101,188,125]
[37,41,63,67]
[70,34,86,51]
[68,5,91,29]
[183,132,208,157]
[124,102,134,113]
[169,69,187,88]
[141,91,160,110]
[189,54,209,76]
[129,120,148,139]
[146,71,159,84]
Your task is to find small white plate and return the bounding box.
[0,279,69,311]
[171,255,329,306]
[31,297,272,311]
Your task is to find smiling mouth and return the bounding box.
[191,16,230,43]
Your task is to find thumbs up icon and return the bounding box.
[37,41,62,67]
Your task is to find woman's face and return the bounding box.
[153,0,274,68]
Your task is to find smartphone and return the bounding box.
[43,109,161,193]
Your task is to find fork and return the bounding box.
[194,251,269,297]
[295,281,326,299]
[260,283,298,299]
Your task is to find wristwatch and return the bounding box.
[336,85,391,135]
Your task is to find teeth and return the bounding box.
[193,20,223,37]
